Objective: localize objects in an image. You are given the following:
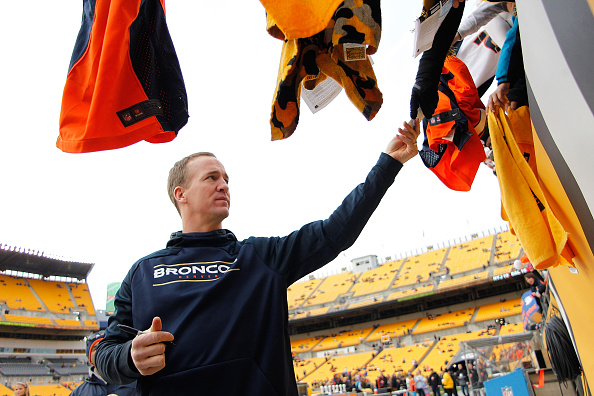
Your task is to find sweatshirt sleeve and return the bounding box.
[495,15,519,84]
[251,153,403,285]
[94,266,142,384]
[458,2,508,40]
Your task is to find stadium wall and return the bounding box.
[518,0,594,384]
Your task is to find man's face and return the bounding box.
[180,156,230,229]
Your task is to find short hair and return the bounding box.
[167,152,216,215]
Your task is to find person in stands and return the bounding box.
[13,382,30,396]
[95,121,421,395]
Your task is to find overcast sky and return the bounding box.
[0,1,507,309]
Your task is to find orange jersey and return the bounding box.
[420,57,487,191]
[58,0,188,153]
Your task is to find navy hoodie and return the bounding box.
[95,153,402,395]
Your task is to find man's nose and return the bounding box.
[218,180,229,192]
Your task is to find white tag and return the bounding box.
[301,77,343,114]
[343,43,367,61]
[569,266,579,274]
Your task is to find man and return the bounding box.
[70,333,135,396]
[95,120,420,395]
[428,368,441,396]
[467,363,480,390]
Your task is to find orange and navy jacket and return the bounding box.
[58,0,188,153]
[419,56,487,191]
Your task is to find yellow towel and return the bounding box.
[269,0,382,140]
[260,0,345,40]
[489,107,574,269]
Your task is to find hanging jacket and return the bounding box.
[58,0,188,153]
[260,0,344,40]
[268,0,382,140]
[419,56,487,191]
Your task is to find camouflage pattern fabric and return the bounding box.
[268,0,382,141]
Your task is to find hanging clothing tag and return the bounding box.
[343,43,367,61]
[301,77,343,114]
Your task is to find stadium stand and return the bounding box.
[29,383,71,396]
[0,383,12,396]
[386,284,435,301]
[349,260,403,298]
[0,244,97,390]
[416,328,498,373]
[413,308,476,335]
[367,342,432,380]
[3,314,54,326]
[293,357,328,381]
[0,274,44,312]
[287,278,322,310]
[27,279,75,314]
[292,306,330,320]
[304,351,376,385]
[53,318,83,328]
[437,271,489,290]
[68,282,96,315]
[444,235,494,275]
[474,298,523,323]
[396,248,448,288]
[492,263,516,277]
[311,328,374,352]
[304,271,357,306]
[493,230,522,264]
[366,319,419,343]
[291,336,325,354]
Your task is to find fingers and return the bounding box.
[148,316,162,333]
[131,336,167,376]
[131,317,174,376]
[399,120,420,142]
[488,92,506,113]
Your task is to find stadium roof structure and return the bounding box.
[0,244,93,280]
[288,274,526,335]
[461,331,536,349]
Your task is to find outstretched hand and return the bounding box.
[385,119,421,164]
[130,317,174,376]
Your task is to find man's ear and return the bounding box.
[174,186,186,204]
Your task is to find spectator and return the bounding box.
[13,382,30,396]
[392,372,405,391]
[428,369,442,396]
[488,8,528,112]
[467,364,480,389]
[457,369,469,396]
[95,124,421,395]
[442,369,456,396]
[415,370,430,396]
[525,273,547,310]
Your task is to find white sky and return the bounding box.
[0,1,506,310]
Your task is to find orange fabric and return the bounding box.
[532,369,545,388]
[423,57,486,191]
[260,0,345,39]
[58,0,187,153]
